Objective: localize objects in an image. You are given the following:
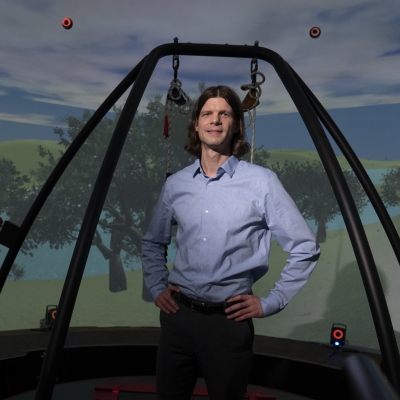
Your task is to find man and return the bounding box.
[141,86,320,400]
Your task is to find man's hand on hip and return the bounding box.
[155,285,180,314]
[225,294,264,321]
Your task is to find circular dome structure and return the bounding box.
[1,42,400,400]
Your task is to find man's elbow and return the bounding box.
[302,252,320,262]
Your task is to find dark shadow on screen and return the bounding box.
[289,259,400,350]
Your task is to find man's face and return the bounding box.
[195,97,237,155]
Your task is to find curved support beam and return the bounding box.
[7,42,395,398]
[0,57,146,293]
[290,66,400,267]
[343,354,400,400]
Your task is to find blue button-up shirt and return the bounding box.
[141,156,320,317]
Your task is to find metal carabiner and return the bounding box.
[172,55,179,81]
[251,40,259,84]
[251,58,258,85]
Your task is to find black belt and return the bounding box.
[173,292,239,315]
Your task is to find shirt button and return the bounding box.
[197,289,201,294]
[200,265,204,270]
[205,210,209,213]
[203,238,207,241]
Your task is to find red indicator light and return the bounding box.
[309,27,321,38]
[62,18,73,29]
[333,329,344,340]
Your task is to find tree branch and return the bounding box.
[93,229,113,260]
[103,195,125,223]
[113,176,135,227]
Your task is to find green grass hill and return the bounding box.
[1,140,399,177]
[266,149,400,169]
[0,140,61,176]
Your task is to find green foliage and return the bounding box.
[263,149,400,170]
[0,158,36,256]
[2,91,375,284]
[381,168,400,207]
[0,140,60,178]
[198,81,206,94]
[252,147,270,166]
[29,94,195,291]
[0,158,32,221]
[7,263,26,281]
[254,153,368,243]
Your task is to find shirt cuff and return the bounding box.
[260,294,282,317]
[150,284,168,302]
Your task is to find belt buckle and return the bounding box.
[191,300,205,313]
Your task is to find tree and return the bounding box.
[0,158,36,278]
[381,168,400,207]
[252,147,270,166]
[0,158,36,251]
[254,155,368,243]
[29,95,195,292]
[0,158,33,226]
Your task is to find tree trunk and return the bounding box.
[108,251,127,292]
[316,220,327,244]
[93,231,127,293]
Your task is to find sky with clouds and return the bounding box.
[1,0,400,158]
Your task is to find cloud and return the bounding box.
[316,2,374,23]
[381,48,400,57]
[0,0,400,119]
[0,112,65,127]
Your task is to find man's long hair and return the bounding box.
[184,86,250,158]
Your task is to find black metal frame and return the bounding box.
[1,42,399,399]
[290,67,400,267]
[343,354,400,400]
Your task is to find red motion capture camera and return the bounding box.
[62,18,73,30]
[309,27,321,39]
[330,323,347,347]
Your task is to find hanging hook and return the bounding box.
[168,55,185,106]
[169,40,184,105]
[172,37,180,81]
[172,55,179,82]
[251,58,258,73]
[251,41,259,85]
[251,59,258,85]
[163,40,192,178]
[243,50,263,111]
[241,41,263,164]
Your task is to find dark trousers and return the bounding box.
[156,297,254,400]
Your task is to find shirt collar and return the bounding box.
[192,156,240,178]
